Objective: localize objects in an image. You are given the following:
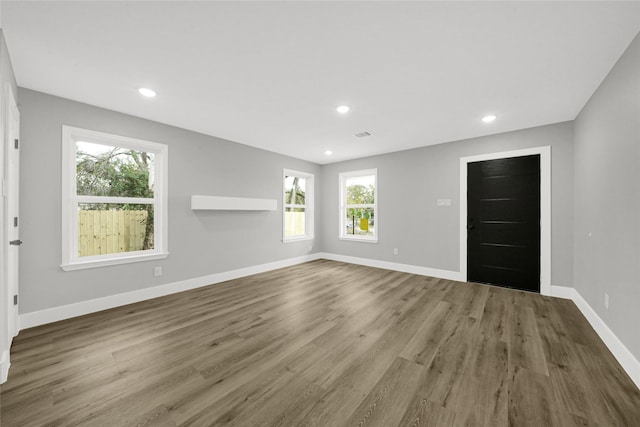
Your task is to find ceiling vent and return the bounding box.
[354,131,372,138]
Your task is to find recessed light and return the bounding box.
[336,105,350,114]
[324,150,333,155]
[482,114,497,123]
[138,87,157,98]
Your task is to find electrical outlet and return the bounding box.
[308,245,313,252]
[154,266,162,277]
[393,248,399,256]
[605,293,609,309]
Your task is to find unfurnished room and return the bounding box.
[0,1,639,426]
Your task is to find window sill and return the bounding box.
[61,252,169,271]
[283,235,315,243]
[339,236,378,243]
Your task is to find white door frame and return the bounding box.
[5,84,19,337]
[0,80,6,382]
[459,146,551,296]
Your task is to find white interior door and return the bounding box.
[5,85,19,338]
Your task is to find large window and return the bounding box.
[283,169,314,241]
[339,169,377,242]
[61,126,168,270]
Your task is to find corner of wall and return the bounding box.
[572,30,640,371]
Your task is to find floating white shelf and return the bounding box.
[191,195,277,211]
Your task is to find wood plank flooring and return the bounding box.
[1,260,639,426]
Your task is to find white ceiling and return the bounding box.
[2,1,639,164]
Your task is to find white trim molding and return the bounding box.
[21,254,321,329]
[15,253,640,390]
[549,285,575,300]
[19,253,463,330]
[551,285,640,389]
[1,350,9,383]
[22,249,567,331]
[460,146,551,296]
[319,253,464,282]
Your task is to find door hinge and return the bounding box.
[14,217,18,227]
[13,295,18,306]
[9,239,23,246]
[14,138,19,149]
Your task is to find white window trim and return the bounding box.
[339,168,378,243]
[282,169,314,242]
[61,126,168,271]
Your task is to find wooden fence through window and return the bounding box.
[78,210,149,257]
[284,211,306,237]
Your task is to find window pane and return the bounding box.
[76,141,155,198]
[77,203,154,257]
[284,175,306,205]
[284,207,306,237]
[344,207,375,237]
[346,175,375,204]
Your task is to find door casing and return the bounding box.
[459,146,551,295]
[5,84,19,338]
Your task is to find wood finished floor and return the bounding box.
[1,260,639,426]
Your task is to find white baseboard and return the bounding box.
[19,253,322,330]
[317,252,464,282]
[16,253,640,390]
[19,253,461,331]
[551,285,640,389]
[550,285,575,300]
[1,350,9,383]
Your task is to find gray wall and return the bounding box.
[320,122,574,287]
[18,89,321,314]
[574,33,640,360]
[0,34,15,99]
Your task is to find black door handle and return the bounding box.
[9,240,22,246]
[467,217,475,232]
